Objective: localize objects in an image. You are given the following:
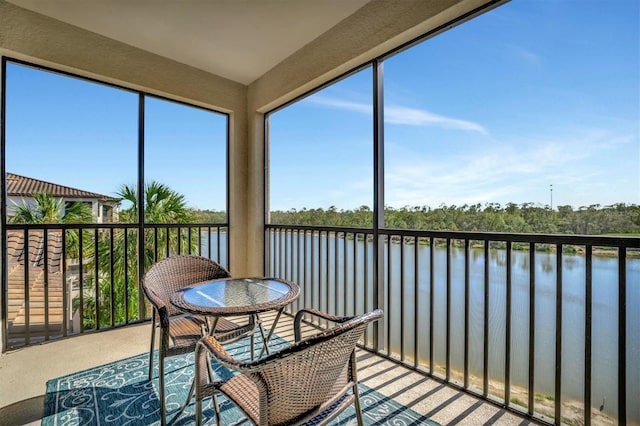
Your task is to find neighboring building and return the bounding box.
[6,173,119,223]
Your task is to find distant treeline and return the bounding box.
[265,203,640,235]
[192,210,226,223]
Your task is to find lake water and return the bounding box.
[363,241,638,423]
[402,244,638,423]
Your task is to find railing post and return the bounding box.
[554,243,563,423]
[618,247,626,425]
[584,245,593,425]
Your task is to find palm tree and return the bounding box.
[104,181,196,273]
[117,181,194,224]
[81,182,196,329]
[10,192,93,224]
[10,192,93,258]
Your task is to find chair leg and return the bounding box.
[353,383,364,426]
[196,398,203,426]
[196,351,219,426]
[148,313,156,380]
[250,333,255,361]
[158,350,166,426]
[213,394,222,425]
[206,352,215,382]
[170,378,194,425]
[195,394,221,426]
[256,323,269,358]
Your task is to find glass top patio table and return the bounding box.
[170,277,299,316]
[168,277,299,421]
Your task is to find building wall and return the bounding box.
[5,195,116,223]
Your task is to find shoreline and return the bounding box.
[427,365,618,425]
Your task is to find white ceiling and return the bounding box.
[8,0,372,85]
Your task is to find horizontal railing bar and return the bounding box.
[5,223,229,230]
[266,224,640,248]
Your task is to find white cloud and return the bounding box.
[307,97,489,135]
[307,98,370,114]
[385,105,489,135]
[504,43,542,67]
[383,127,639,208]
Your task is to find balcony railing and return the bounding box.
[265,224,640,426]
[2,222,228,350]
[4,222,638,424]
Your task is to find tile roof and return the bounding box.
[7,173,117,202]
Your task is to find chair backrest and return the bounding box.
[142,255,231,316]
[251,309,383,425]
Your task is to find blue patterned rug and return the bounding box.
[42,335,438,425]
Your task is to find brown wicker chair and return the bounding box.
[142,255,256,426]
[194,308,384,426]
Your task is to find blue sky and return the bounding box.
[5,66,227,211]
[269,0,639,211]
[4,0,640,212]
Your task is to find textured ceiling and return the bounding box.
[8,0,372,85]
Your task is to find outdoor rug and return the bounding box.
[43,335,439,425]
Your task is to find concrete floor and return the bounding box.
[0,314,541,426]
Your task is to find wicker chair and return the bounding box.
[142,255,256,426]
[194,308,384,426]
